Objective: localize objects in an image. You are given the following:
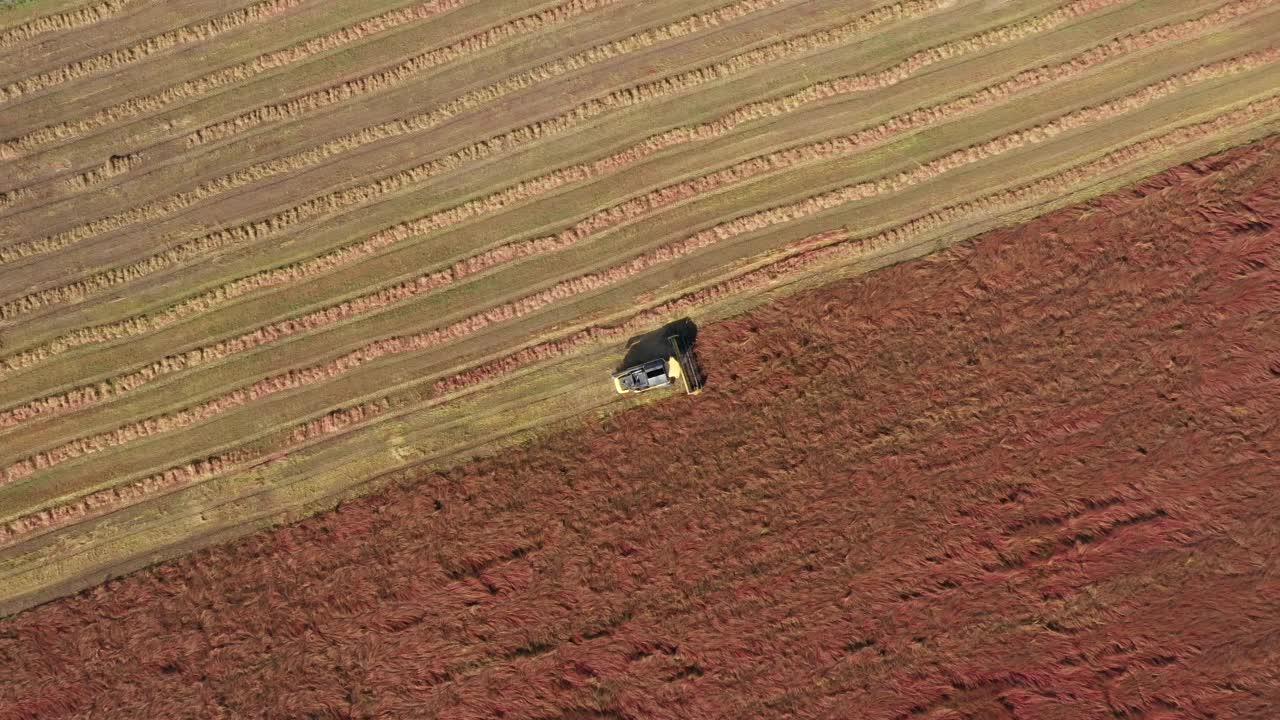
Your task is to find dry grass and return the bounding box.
[7,55,1273,488]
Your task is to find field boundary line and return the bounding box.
[3,90,1276,549]
[0,0,307,104]
[0,0,139,50]
[0,13,1263,426]
[0,0,477,162]
[1,54,1272,488]
[0,0,1064,316]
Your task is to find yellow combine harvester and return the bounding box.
[612,334,703,396]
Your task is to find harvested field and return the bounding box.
[1,132,1278,719]
[0,0,1278,614]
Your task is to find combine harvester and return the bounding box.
[612,333,703,396]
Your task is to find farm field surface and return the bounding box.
[1,131,1278,719]
[0,0,1279,615]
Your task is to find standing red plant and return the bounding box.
[1,136,1278,719]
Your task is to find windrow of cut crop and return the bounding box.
[0,0,793,266]
[0,0,1038,316]
[0,401,392,547]
[435,95,1280,394]
[0,0,1070,363]
[11,0,1149,249]
[0,0,475,160]
[4,91,1275,550]
[0,0,138,50]
[183,0,784,147]
[0,187,30,211]
[0,20,1260,423]
[0,0,308,103]
[62,153,142,191]
[3,57,1272,488]
[0,270,452,430]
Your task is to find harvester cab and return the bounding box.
[612,331,703,396]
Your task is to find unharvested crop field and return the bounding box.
[1,0,1279,614]
[2,132,1278,719]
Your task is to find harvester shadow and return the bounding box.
[618,317,704,386]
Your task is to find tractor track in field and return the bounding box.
[0,24,1270,430]
[3,91,1274,548]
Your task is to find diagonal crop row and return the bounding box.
[1,21,1262,427]
[0,0,791,265]
[434,94,1280,395]
[0,0,475,160]
[0,187,29,211]
[0,0,1094,375]
[0,0,1031,315]
[0,267,450,430]
[62,152,142,191]
[183,0,778,147]
[5,91,1276,549]
[0,399,392,547]
[0,0,1143,375]
[2,52,1271,487]
[0,0,1245,363]
[0,0,307,103]
[0,0,138,50]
